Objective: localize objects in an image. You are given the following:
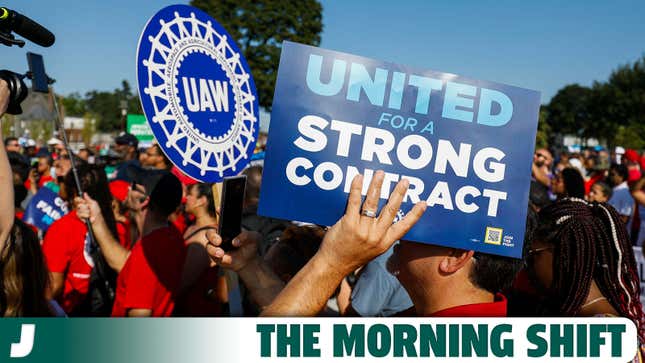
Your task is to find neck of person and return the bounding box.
[413,274,495,316]
[137,208,169,238]
[194,209,216,227]
[577,280,619,317]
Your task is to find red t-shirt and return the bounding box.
[111,225,186,317]
[116,221,132,250]
[42,211,93,313]
[429,293,508,317]
[24,174,54,190]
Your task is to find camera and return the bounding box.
[0,7,55,115]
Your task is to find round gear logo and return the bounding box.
[136,5,259,182]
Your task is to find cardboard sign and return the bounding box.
[23,186,69,232]
[136,4,259,182]
[259,42,540,258]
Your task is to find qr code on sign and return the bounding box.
[484,227,503,245]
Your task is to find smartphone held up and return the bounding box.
[214,175,247,252]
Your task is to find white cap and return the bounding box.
[615,146,625,154]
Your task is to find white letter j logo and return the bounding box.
[10,324,35,358]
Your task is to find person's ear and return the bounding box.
[438,249,475,274]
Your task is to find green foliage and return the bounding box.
[614,124,645,150]
[61,92,87,117]
[0,114,13,136]
[27,119,53,142]
[81,116,96,146]
[190,0,323,110]
[546,55,645,148]
[545,84,592,136]
[535,106,551,149]
[62,80,142,132]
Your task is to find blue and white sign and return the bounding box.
[258,42,541,258]
[23,186,68,232]
[136,4,259,182]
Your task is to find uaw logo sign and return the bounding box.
[136,4,259,182]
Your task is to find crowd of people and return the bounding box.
[0,78,644,356]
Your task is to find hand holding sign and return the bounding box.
[262,171,426,316]
[318,171,427,276]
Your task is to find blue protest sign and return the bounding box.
[258,42,540,258]
[136,4,259,182]
[23,186,69,232]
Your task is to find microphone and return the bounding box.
[0,7,55,47]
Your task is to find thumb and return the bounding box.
[83,192,96,203]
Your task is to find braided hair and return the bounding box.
[534,198,645,341]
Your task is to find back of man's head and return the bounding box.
[147,172,182,218]
[468,206,537,295]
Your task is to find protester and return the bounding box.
[337,245,413,317]
[0,81,60,316]
[113,132,140,181]
[608,163,633,225]
[263,225,324,283]
[630,177,645,246]
[624,149,643,184]
[42,164,118,315]
[109,180,132,249]
[4,137,20,154]
[525,199,645,346]
[588,181,612,203]
[551,167,585,200]
[25,154,54,194]
[142,144,172,170]
[252,172,524,316]
[76,169,185,316]
[77,147,93,162]
[176,183,225,316]
[532,148,553,188]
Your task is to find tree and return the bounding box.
[61,92,87,117]
[545,54,645,149]
[190,0,323,110]
[535,106,551,150]
[545,84,593,137]
[71,80,143,132]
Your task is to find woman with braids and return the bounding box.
[42,164,119,316]
[551,167,586,200]
[526,198,645,359]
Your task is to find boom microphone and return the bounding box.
[0,7,55,47]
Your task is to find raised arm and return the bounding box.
[0,79,14,248]
[206,230,285,310]
[261,171,427,317]
[76,194,130,272]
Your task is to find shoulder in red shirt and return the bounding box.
[42,211,93,314]
[111,225,186,317]
[429,293,508,317]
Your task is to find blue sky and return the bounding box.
[2,0,644,104]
